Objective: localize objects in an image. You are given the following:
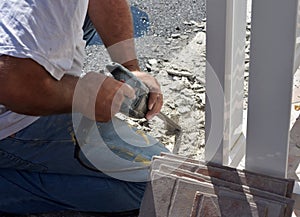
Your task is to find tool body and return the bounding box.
[107,63,182,153]
[106,63,149,119]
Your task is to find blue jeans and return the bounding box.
[0,114,168,214]
[0,15,167,214]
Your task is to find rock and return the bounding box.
[148,58,158,66]
[195,77,206,85]
[166,101,176,109]
[145,63,152,71]
[181,88,194,97]
[171,33,181,39]
[190,20,199,26]
[167,69,193,78]
[180,35,189,40]
[197,32,206,43]
[191,82,202,88]
[170,46,182,50]
[187,132,199,142]
[178,106,191,114]
[193,28,201,32]
[197,93,206,104]
[245,62,250,71]
[183,21,191,25]
[169,80,185,91]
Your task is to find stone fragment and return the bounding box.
[178,107,191,114]
[183,21,191,25]
[167,69,193,78]
[171,33,181,39]
[169,80,185,91]
[148,58,158,66]
[145,63,152,71]
[193,28,201,32]
[180,35,189,40]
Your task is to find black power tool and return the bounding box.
[106,62,149,119]
[107,62,182,153]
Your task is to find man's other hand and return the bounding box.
[131,71,163,120]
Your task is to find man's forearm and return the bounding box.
[0,56,134,122]
[88,0,140,71]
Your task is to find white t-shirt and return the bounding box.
[0,0,89,140]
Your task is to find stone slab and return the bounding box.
[168,176,285,217]
[153,154,294,197]
[157,164,294,217]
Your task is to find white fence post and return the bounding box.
[205,0,247,166]
[245,0,299,178]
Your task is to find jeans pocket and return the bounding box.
[0,149,48,172]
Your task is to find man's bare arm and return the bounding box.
[0,55,135,121]
[0,56,75,115]
[88,0,139,70]
[88,0,163,119]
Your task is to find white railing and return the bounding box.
[205,0,247,167]
[205,0,300,209]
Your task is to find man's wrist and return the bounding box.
[122,59,140,72]
[106,38,138,66]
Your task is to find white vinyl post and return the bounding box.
[205,0,247,166]
[245,0,299,178]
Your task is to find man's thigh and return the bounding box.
[0,114,169,180]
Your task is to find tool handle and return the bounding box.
[106,63,149,118]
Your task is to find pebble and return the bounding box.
[193,28,201,32]
[169,80,185,91]
[191,83,202,89]
[195,32,206,45]
[197,93,206,104]
[245,62,250,71]
[190,20,198,25]
[178,106,191,114]
[167,69,193,78]
[170,46,181,50]
[148,58,158,66]
[180,35,189,40]
[171,33,181,39]
[145,63,152,71]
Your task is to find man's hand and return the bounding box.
[131,71,163,120]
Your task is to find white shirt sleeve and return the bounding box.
[0,0,89,80]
